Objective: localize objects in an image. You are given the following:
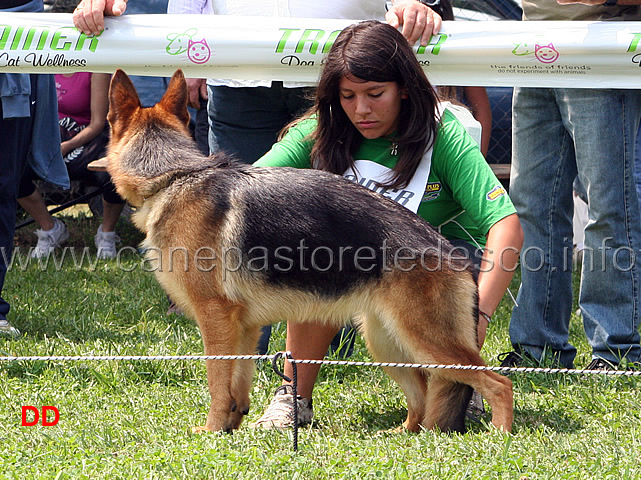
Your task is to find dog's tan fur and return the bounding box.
[107,69,513,434]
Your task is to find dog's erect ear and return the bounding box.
[108,69,142,136]
[158,69,190,128]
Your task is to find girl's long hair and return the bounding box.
[310,20,439,189]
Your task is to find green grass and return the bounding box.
[2,215,641,479]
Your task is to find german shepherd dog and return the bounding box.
[106,69,513,434]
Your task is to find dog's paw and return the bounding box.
[190,424,233,434]
[190,425,209,434]
[374,427,398,437]
[374,422,424,436]
[228,410,247,430]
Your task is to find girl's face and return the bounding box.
[338,76,406,140]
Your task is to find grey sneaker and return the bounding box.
[95,225,120,259]
[0,319,20,338]
[465,390,485,423]
[250,385,313,429]
[31,218,69,259]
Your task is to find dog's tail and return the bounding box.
[428,378,473,434]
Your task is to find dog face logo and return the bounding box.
[187,38,212,64]
[511,41,534,56]
[534,43,560,64]
[165,28,199,55]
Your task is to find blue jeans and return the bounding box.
[207,83,314,164]
[0,78,35,321]
[635,120,641,203]
[509,87,641,368]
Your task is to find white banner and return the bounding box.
[1,13,641,88]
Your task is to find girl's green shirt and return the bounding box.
[254,109,515,246]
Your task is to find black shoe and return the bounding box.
[498,350,535,368]
[626,361,641,371]
[585,357,641,371]
[584,358,616,371]
[497,351,533,376]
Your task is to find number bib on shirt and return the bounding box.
[343,149,433,214]
[341,103,481,214]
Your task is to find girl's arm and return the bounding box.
[476,212,523,347]
[60,73,110,156]
[253,118,315,168]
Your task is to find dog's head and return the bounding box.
[106,69,195,205]
[108,68,190,142]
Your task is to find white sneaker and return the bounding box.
[94,225,120,259]
[31,218,69,259]
[0,319,20,337]
[250,385,314,429]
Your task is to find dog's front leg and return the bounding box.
[227,325,261,430]
[191,299,244,433]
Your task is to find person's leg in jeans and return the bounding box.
[194,97,210,156]
[635,120,641,203]
[207,83,313,164]
[509,87,578,368]
[207,83,314,354]
[566,88,641,366]
[510,87,641,368]
[0,92,34,329]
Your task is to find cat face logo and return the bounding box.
[534,43,560,64]
[187,38,212,64]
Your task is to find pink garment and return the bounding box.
[55,72,92,125]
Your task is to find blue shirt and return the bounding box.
[0,0,69,188]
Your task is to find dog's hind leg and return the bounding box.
[398,333,512,432]
[227,325,262,430]
[427,366,513,433]
[190,298,245,433]
[422,373,472,433]
[361,314,428,432]
[416,347,513,433]
[378,271,513,433]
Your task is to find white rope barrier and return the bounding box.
[1,353,639,376]
[1,14,641,88]
[0,354,272,362]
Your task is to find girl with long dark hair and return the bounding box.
[253,20,523,428]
